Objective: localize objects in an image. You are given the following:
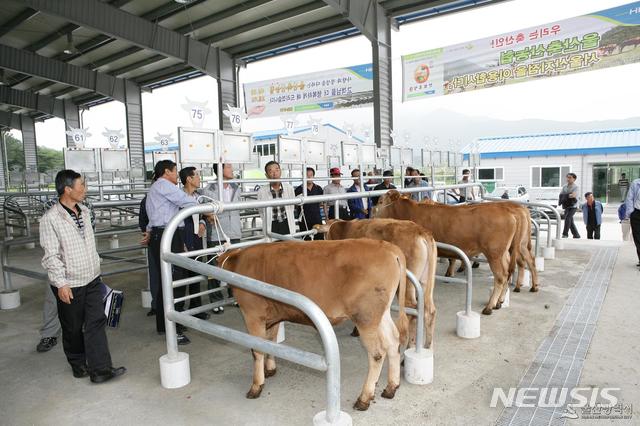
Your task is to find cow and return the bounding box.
[217,239,409,411]
[316,218,438,349]
[374,190,518,315]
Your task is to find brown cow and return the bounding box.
[316,218,438,349]
[218,239,409,411]
[374,190,518,315]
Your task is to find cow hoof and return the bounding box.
[245,385,263,399]
[482,307,493,315]
[350,327,360,337]
[444,272,452,278]
[353,398,370,411]
[381,385,398,399]
[494,302,502,310]
[513,287,521,293]
[264,368,277,378]
[456,267,464,273]
[530,287,539,293]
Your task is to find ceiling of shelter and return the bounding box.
[0,0,507,123]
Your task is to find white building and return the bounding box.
[465,128,640,204]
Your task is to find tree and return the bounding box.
[3,132,64,172]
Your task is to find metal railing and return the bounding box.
[481,197,562,241]
[433,242,473,316]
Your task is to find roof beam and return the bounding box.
[0,111,23,130]
[202,1,327,45]
[322,0,388,43]
[0,8,39,38]
[0,44,126,102]
[174,0,273,34]
[0,85,67,119]
[21,0,222,78]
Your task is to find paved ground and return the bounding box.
[0,227,638,425]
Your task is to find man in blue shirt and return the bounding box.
[624,178,640,267]
[143,160,197,345]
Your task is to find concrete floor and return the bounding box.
[0,227,639,425]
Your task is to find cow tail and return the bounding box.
[508,218,519,279]
[395,253,410,348]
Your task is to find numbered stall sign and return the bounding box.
[222,104,244,132]
[102,128,125,149]
[154,133,174,148]
[181,98,212,127]
[65,127,92,149]
[307,117,322,136]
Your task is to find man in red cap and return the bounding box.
[323,167,349,220]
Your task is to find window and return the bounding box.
[531,166,570,188]
[477,167,504,181]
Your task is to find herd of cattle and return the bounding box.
[216,190,541,411]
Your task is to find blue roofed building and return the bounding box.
[464,128,640,204]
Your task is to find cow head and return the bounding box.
[373,189,407,219]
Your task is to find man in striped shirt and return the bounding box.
[40,170,125,383]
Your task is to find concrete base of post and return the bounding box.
[543,246,556,259]
[489,287,510,307]
[403,348,434,385]
[456,310,480,339]
[553,239,564,250]
[24,242,35,249]
[276,322,285,343]
[312,410,352,426]
[535,256,545,272]
[109,235,119,249]
[0,290,21,310]
[159,352,190,389]
[520,269,531,288]
[141,289,152,308]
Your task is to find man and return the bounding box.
[323,167,348,220]
[35,286,61,352]
[138,194,156,317]
[581,192,603,240]
[559,172,581,239]
[40,170,125,383]
[457,169,477,201]
[294,167,324,239]
[202,163,243,313]
[257,160,296,236]
[406,168,431,201]
[144,160,197,345]
[404,166,415,188]
[624,177,640,267]
[619,173,630,200]
[178,167,210,320]
[372,170,396,207]
[347,169,369,219]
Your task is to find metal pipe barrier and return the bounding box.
[481,197,562,241]
[531,209,552,248]
[433,242,473,317]
[160,204,346,424]
[390,270,426,351]
[530,219,540,258]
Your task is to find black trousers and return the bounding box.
[586,224,601,240]
[562,207,580,237]
[271,220,290,235]
[208,239,241,302]
[631,210,640,262]
[176,234,203,312]
[51,277,111,372]
[149,228,186,333]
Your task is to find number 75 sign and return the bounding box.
[181,98,212,127]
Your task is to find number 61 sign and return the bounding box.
[65,127,92,148]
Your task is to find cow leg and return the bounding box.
[523,249,540,292]
[512,257,525,293]
[445,259,456,277]
[483,255,509,315]
[380,311,401,400]
[419,263,436,350]
[264,323,279,378]
[244,316,268,399]
[353,327,387,411]
[404,273,419,349]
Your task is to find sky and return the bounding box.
[20,0,640,151]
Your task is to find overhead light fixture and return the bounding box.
[174,0,197,3]
[63,33,76,55]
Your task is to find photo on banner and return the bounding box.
[402,1,640,101]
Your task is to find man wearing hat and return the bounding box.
[323,167,349,220]
[372,170,397,207]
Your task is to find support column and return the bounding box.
[217,48,239,131]
[124,80,145,179]
[0,130,8,190]
[20,115,38,173]
[372,8,393,148]
[63,99,80,147]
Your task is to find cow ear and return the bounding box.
[388,189,401,201]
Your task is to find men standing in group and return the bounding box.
[406,168,431,201]
[619,172,630,200]
[323,167,348,220]
[623,176,640,267]
[457,169,477,201]
[581,192,603,240]
[144,160,197,345]
[178,167,210,320]
[559,172,581,239]
[40,170,125,383]
[258,160,296,236]
[372,170,396,207]
[202,163,242,314]
[294,167,324,239]
[347,169,369,219]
